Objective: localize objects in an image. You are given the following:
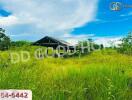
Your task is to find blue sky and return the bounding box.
[0,0,132,46]
[72,0,132,37]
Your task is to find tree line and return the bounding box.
[0,28,132,55]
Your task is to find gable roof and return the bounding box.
[33,36,73,47]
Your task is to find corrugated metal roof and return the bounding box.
[33,36,73,47]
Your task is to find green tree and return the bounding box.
[100,44,104,50]
[0,28,11,50]
[118,32,132,55]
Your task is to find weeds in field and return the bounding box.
[0,47,132,100]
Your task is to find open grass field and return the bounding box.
[0,46,132,100]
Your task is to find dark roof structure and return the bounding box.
[33,36,74,49]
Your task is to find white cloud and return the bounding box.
[0,0,98,35]
[128,12,132,16]
[65,36,122,47]
[0,15,18,27]
[62,33,95,45]
[94,37,122,47]
[120,12,132,17]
